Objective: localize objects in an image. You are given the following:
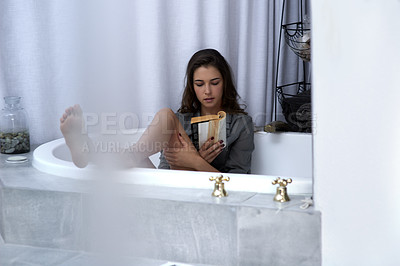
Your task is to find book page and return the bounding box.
[191,111,226,150]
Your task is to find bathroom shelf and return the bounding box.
[283,22,311,62]
[274,0,312,132]
[276,82,311,132]
[276,81,311,105]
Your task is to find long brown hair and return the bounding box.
[178,49,247,114]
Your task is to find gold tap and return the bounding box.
[272,177,292,202]
[209,175,230,197]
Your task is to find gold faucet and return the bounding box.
[272,177,292,202]
[209,175,230,197]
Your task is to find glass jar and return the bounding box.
[0,96,30,154]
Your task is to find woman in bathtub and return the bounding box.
[60,49,254,173]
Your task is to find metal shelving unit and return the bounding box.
[274,0,312,132]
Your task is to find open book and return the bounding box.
[190,111,227,150]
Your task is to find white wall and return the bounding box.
[312,1,400,265]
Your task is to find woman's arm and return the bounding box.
[164,114,254,173]
[163,133,221,172]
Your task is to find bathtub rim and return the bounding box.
[32,137,312,194]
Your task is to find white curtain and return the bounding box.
[0,0,303,145]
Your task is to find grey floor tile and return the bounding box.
[2,188,84,250]
[0,244,81,266]
[58,254,164,266]
[56,252,215,266]
[237,206,321,266]
[0,244,216,266]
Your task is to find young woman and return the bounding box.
[60,49,254,173]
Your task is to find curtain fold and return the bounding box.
[0,0,302,145]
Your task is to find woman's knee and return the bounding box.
[155,108,176,123]
[157,107,175,116]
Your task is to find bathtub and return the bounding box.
[32,130,312,194]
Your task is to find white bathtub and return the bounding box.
[32,130,312,194]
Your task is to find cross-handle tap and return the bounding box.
[272,177,292,202]
[209,175,230,197]
[272,177,292,187]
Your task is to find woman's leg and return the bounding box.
[60,106,192,169]
[132,108,194,170]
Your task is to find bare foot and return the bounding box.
[60,104,90,168]
[60,104,84,137]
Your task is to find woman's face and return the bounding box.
[193,65,223,115]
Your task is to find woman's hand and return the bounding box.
[163,133,201,170]
[199,137,224,163]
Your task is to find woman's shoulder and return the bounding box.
[227,112,254,135]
